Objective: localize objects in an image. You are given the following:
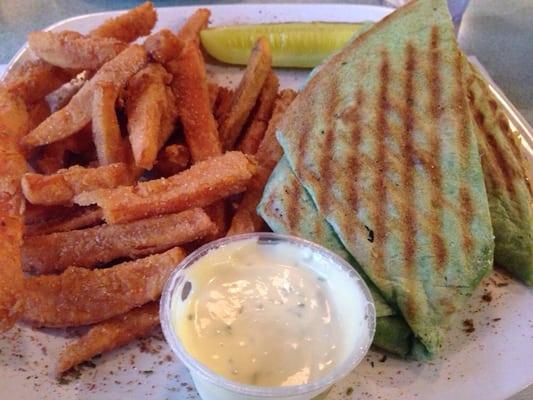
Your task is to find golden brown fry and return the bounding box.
[0,89,29,332]
[144,29,183,64]
[75,151,257,224]
[21,45,147,149]
[27,99,51,131]
[22,247,186,327]
[1,59,74,105]
[57,302,159,375]
[208,83,220,110]
[92,82,125,165]
[176,8,211,44]
[126,64,177,170]
[220,37,272,150]
[89,1,157,43]
[23,208,214,274]
[34,141,66,174]
[22,162,136,206]
[154,144,190,177]
[214,87,234,126]
[237,71,279,154]
[227,90,296,236]
[169,43,221,162]
[28,30,127,70]
[25,206,103,237]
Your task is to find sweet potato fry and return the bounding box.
[154,144,190,177]
[28,30,127,70]
[176,8,211,44]
[0,89,30,332]
[23,208,214,274]
[1,59,74,105]
[168,43,221,162]
[227,90,296,236]
[21,45,147,149]
[214,87,234,126]
[92,82,125,165]
[220,37,272,150]
[89,1,157,43]
[237,71,279,154]
[126,64,177,169]
[75,151,256,224]
[24,206,103,237]
[22,247,186,327]
[28,99,51,131]
[57,302,159,375]
[22,162,136,206]
[208,83,220,110]
[144,29,183,64]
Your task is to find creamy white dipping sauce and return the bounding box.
[171,239,344,387]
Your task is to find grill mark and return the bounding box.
[426,27,448,268]
[400,42,418,319]
[286,175,302,233]
[316,76,340,215]
[454,52,475,253]
[371,50,390,283]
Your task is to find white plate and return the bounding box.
[1,4,532,400]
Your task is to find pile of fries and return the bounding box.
[0,2,296,375]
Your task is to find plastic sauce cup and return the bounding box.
[160,233,376,400]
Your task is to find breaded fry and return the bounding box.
[21,45,147,149]
[169,43,221,162]
[227,90,296,236]
[237,71,279,154]
[75,151,256,224]
[28,30,127,70]
[25,206,103,237]
[144,29,183,64]
[154,144,190,177]
[126,64,177,169]
[89,1,157,43]
[23,208,214,274]
[92,82,125,165]
[0,89,30,332]
[176,8,211,44]
[22,162,136,206]
[208,83,220,110]
[22,247,186,327]
[214,87,234,126]
[1,59,74,105]
[220,37,272,150]
[28,99,51,131]
[57,302,159,375]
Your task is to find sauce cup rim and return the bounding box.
[160,232,376,398]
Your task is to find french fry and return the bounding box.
[214,87,234,126]
[28,31,127,70]
[154,144,190,177]
[57,302,159,375]
[219,37,272,150]
[28,99,51,131]
[208,83,220,110]
[24,206,103,237]
[237,71,279,154]
[74,151,256,224]
[22,247,186,327]
[144,29,183,64]
[176,8,211,44]
[126,64,178,170]
[1,59,74,106]
[168,43,221,162]
[92,82,125,165]
[22,162,136,206]
[0,89,30,332]
[23,208,214,274]
[21,45,147,149]
[89,1,157,43]
[227,90,296,236]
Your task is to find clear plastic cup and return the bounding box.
[160,233,376,400]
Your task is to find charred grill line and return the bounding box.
[286,173,302,233]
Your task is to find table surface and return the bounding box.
[0,1,531,399]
